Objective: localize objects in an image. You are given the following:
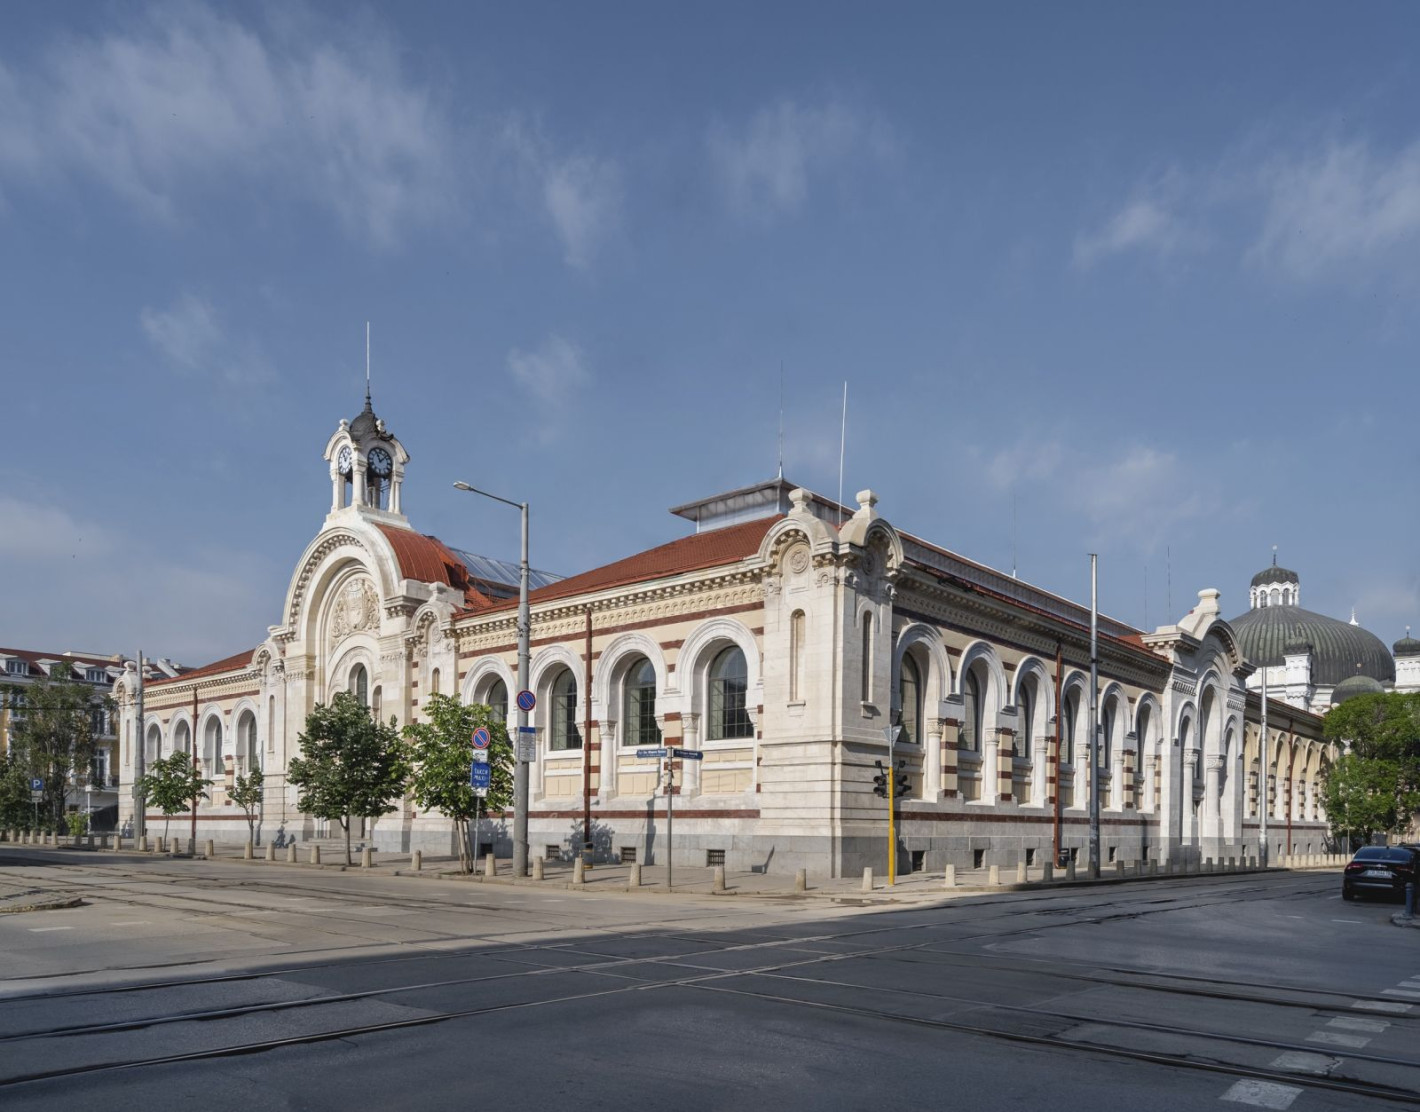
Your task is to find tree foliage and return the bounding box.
[230,765,265,844]
[1321,753,1420,846]
[137,752,209,842]
[289,692,407,865]
[0,755,34,830]
[403,693,513,873]
[1322,692,1420,844]
[2,662,111,826]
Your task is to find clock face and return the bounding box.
[369,448,393,477]
[337,445,353,475]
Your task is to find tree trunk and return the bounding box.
[455,818,469,875]
[343,817,353,866]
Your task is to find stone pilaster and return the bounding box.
[996,728,1015,803]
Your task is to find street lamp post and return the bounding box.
[454,481,531,877]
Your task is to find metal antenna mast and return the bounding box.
[777,361,785,481]
[837,381,847,525]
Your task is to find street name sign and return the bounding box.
[670,748,703,760]
[636,748,668,759]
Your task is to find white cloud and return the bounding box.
[1074,178,1197,269]
[140,292,272,384]
[0,4,452,246]
[543,154,622,269]
[1249,138,1420,280]
[707,96,895,218]
[0,495,112,559]
[507,334,590,403]
[982,437,1217,552]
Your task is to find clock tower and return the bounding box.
[322,388,410,526]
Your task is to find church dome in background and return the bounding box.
[1394,629,1420,657]
[1232,558,1395,687]
[1331,673,1385,705]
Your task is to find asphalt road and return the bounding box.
[1,849,1416,1111]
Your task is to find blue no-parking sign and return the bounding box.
[471,726,491,750]
[516,689,536,713]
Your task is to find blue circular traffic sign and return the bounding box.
[471,727,491,750]
[516,689,536,713]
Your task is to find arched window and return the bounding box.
[484,679,509,723]
[1062,692,1077,765]
[860,615,872,702]
[372,686,383,723]
[1136,704,1151,759]
[203,717,222,774]
[1019,681,1034,759]
[1270,587,1280,606]
[145,723,162,764]
[236,711,258,771]
[1101,700,1115,767]
[551,669,581,751]
[708,646,754,741]
[623,658,660,747]
[267,695,276,753]
[899,654,922,746]
[961,668,983,752]
[350,664,369,708]
[430,668,441,696]
[174,719,191,755]
[789,611,805,702]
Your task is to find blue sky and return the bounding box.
[2,1,1418,664]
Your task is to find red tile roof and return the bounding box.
[462,516,780,617]
[147,648,255,687]
[377,525,494,610]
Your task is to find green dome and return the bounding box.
[1331,673,1385,705]
[1251,564,1299,588]
[1394,630,1420,657]
[1229,604,1396,686]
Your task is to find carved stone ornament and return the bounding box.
[787,545,811,575]
[331,577,380,645]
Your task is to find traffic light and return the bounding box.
[894,760,910,800]
[872,759,889,798]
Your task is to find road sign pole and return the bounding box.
[514,501,530,877]
[882,725,901,885]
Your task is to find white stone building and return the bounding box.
[113,397,1341,874]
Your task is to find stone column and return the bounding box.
[681,713,700,797]
[1141,753,1156,813]
[996,728,1015,803]
[1122,748,1137,810]
[1180,746,1200,843]
[940,716,960,798]
[1204,754,1224,840]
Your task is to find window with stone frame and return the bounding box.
[708,646,753,741]
[623,658,661,747]
[551,669,582,751]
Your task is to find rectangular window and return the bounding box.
[705,849,726,867]
[6,660,28,675]
[620,846,637,863]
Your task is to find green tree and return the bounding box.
[230,765,265,845]
[1321,753,1420,846]
[403,693,514,873]
[0,755,34,830]
[289,692,407,866]
[2,662,112,827]
[1323,691,1420,772]
[137,752,210,844]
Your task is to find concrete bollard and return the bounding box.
[484,853,496,877]
[629,863,642,888]
[412,849,423,872]
[1066,860,1077,881]
[205,839,215,859]
[266,843,276,862]
[1017,861,1027,884]
[573,857,585,886]
[244,841,254,860]
[532,856,543,880]
[944,863,956,888]
[795,868,807,892]
[156,836,166,853]
[137,835,148,852]
[286,844,297,863]
[988,864,1000,886]
[862,867,873,892]
[713,865,727,893]
[309,845,320,865]
[361,846,373,868]
[1042,862,1054,883]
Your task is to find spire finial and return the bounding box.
[1350,607,1358,626]
[365,321,371,406]
[1271,544,1277,567]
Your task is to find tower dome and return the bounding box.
[1394,628,1420,657]
[1331,673,1385,705]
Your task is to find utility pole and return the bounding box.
[1259,665,1269,868]
[454,481,531,877]
[133,651,146,841]
[1088,555,1100,878]
[883,724,901,884]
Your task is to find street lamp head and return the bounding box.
[453,481,472,491]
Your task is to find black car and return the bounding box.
[1342,846,1419,901]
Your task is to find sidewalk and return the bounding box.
[63,835,1343,904]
